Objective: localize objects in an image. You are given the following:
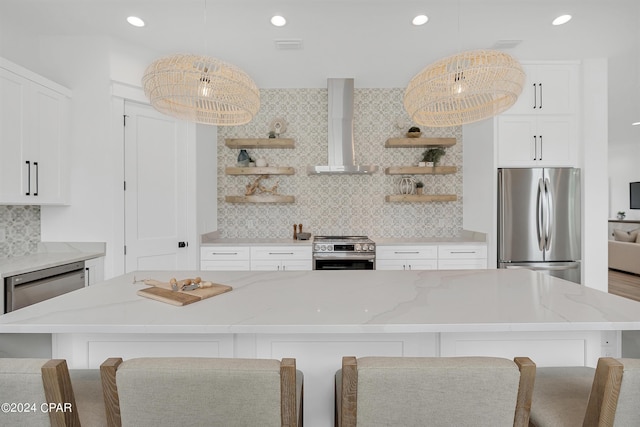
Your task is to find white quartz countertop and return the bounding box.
[2,269,640,334]
[0,242,106,278]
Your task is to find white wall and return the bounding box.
[581,58,609,292]
[609,142,640,220]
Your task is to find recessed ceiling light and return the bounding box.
[271,15,286,27]
[412,15,429,26]
[632,122,640,126]
[552,14,572,26]
[127,16,145,27]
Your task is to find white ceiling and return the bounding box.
[1,0,639,143]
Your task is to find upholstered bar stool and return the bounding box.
[335,356,536,427]
[0,358,104,427]
[530,357,640,427]
[100,357,303,427]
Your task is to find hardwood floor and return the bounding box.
[608,269,640,302]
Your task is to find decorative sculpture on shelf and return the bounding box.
[245,175,280,196]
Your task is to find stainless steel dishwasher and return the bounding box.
[4,261,85,313]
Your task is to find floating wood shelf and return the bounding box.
[385,137,456,148]
[385,166,457,175]
[385,194,457,203]
[225,195,295,203]
[225,138,295,149]
[225,167,295,175]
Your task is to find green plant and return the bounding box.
[408,126,421,133]
[415,181,424,188]
[422,147,446,165]
[618,211,626,215]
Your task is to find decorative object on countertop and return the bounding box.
[422,147,446,167]
[397,176,416,195]
[617,211,626,220]
[245,175,280,196]
[293,224,297,240]
[237,149,250,167]
[415,181,424,195]
[142,54,259,125]
[406,126,422,138]
[269,117,288,137]
[297,232,311,240]
[404,49,525,127]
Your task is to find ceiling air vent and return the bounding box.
[491,40,523,50]
[274,39,303,50]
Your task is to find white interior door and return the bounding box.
[124,101,189,272]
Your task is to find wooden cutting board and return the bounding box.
[137,280,232,306]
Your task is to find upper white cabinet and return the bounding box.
[497,61,579,167]
[508,63,578,115]
[0,58,71,205]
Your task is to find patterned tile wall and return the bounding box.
[0,206,41,257]
[217,88,463,239]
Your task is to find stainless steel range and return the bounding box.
[312,236,376,270]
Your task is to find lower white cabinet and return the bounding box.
[376,246,438,271]
[438,245,487,270]
[377,244,488,271]
[200,246,251,271]
[250,246,312,271]
[84,257,105,286]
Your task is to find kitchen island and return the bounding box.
[1,268,640,426]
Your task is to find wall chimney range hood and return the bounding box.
[307,78,378,175]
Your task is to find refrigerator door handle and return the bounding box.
[544,178,553,251]
[536,178,546,251]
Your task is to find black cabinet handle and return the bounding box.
[539,135,543,160]
[539,83,543,109]
[25,161,31,195]
[533,83,537,109]
[33,162,38,196]
[533,136,538,160]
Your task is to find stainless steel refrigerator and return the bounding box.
[498,168,581,283]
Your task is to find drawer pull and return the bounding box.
[211,252,239,255]
[269,252,294,255]
[450,251,477,254]
[394,251,420,254]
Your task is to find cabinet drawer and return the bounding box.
[438,259,487,270]
[438,245,487,259]
[251,246,311,260]
[201,260,251,271]
[376,246,438,260]
[200,246,250,261]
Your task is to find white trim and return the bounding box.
[111,80,148,103]
[0,56,72,97]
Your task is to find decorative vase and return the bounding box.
[617,213,626,220]
[237,149,250,167]
[416,187,423,195]
[397,176,416,195]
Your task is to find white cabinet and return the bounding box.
[376,246,438,271]
[508,63,578,115]
[497,115,576,167]
[84,257,105,286]
[201,246,251,271]
[438,245,487,270]
[0,59,70,205]
[250,246,312,271]
[497,62,579,168]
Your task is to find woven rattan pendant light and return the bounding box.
[142,54,260,125]
[403,49,525,127]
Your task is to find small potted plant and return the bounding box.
[617,211,626,220]
[422,147,446,167]
[415,181,424,195]
[406,126,422,138]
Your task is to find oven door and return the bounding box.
[313,253,375,270]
